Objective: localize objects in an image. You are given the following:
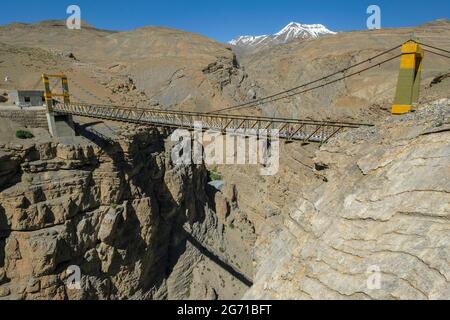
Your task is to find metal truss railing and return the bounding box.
[53,102,372,143]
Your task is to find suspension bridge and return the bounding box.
[38,40,449,143]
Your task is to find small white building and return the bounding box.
[9,90,45,107]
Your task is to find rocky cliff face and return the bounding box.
[244,99,450,299]
[0,124,254,300]
[2,100,448,300]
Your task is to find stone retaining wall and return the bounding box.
[0,109,48,129]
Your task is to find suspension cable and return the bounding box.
[209,44,403,114]
[69,76,110,104]
[423,49,450,59]
[211,48,403,114]
[418,42,450,54]
[55,41,449,116]
[234,54,402,109]
[31,76,44,90]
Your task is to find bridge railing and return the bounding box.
[53,102,372,143]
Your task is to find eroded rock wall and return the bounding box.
[0,126,213,299]
[245,99,450,300]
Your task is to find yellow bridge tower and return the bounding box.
[41,73,75,137]
[392,41,424,115]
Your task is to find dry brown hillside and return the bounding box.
[0,20,252,112]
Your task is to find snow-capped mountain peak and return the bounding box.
[229,22,336,54]
[229,35,268,46]
[275,22,335,38]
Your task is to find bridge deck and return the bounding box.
[53,102,372,143]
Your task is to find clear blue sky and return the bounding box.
[0,0,448,42]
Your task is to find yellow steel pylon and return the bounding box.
[391,41,424,115]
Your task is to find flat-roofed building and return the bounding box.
[9,90,45,107]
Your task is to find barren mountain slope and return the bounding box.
[0,20,252,112]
